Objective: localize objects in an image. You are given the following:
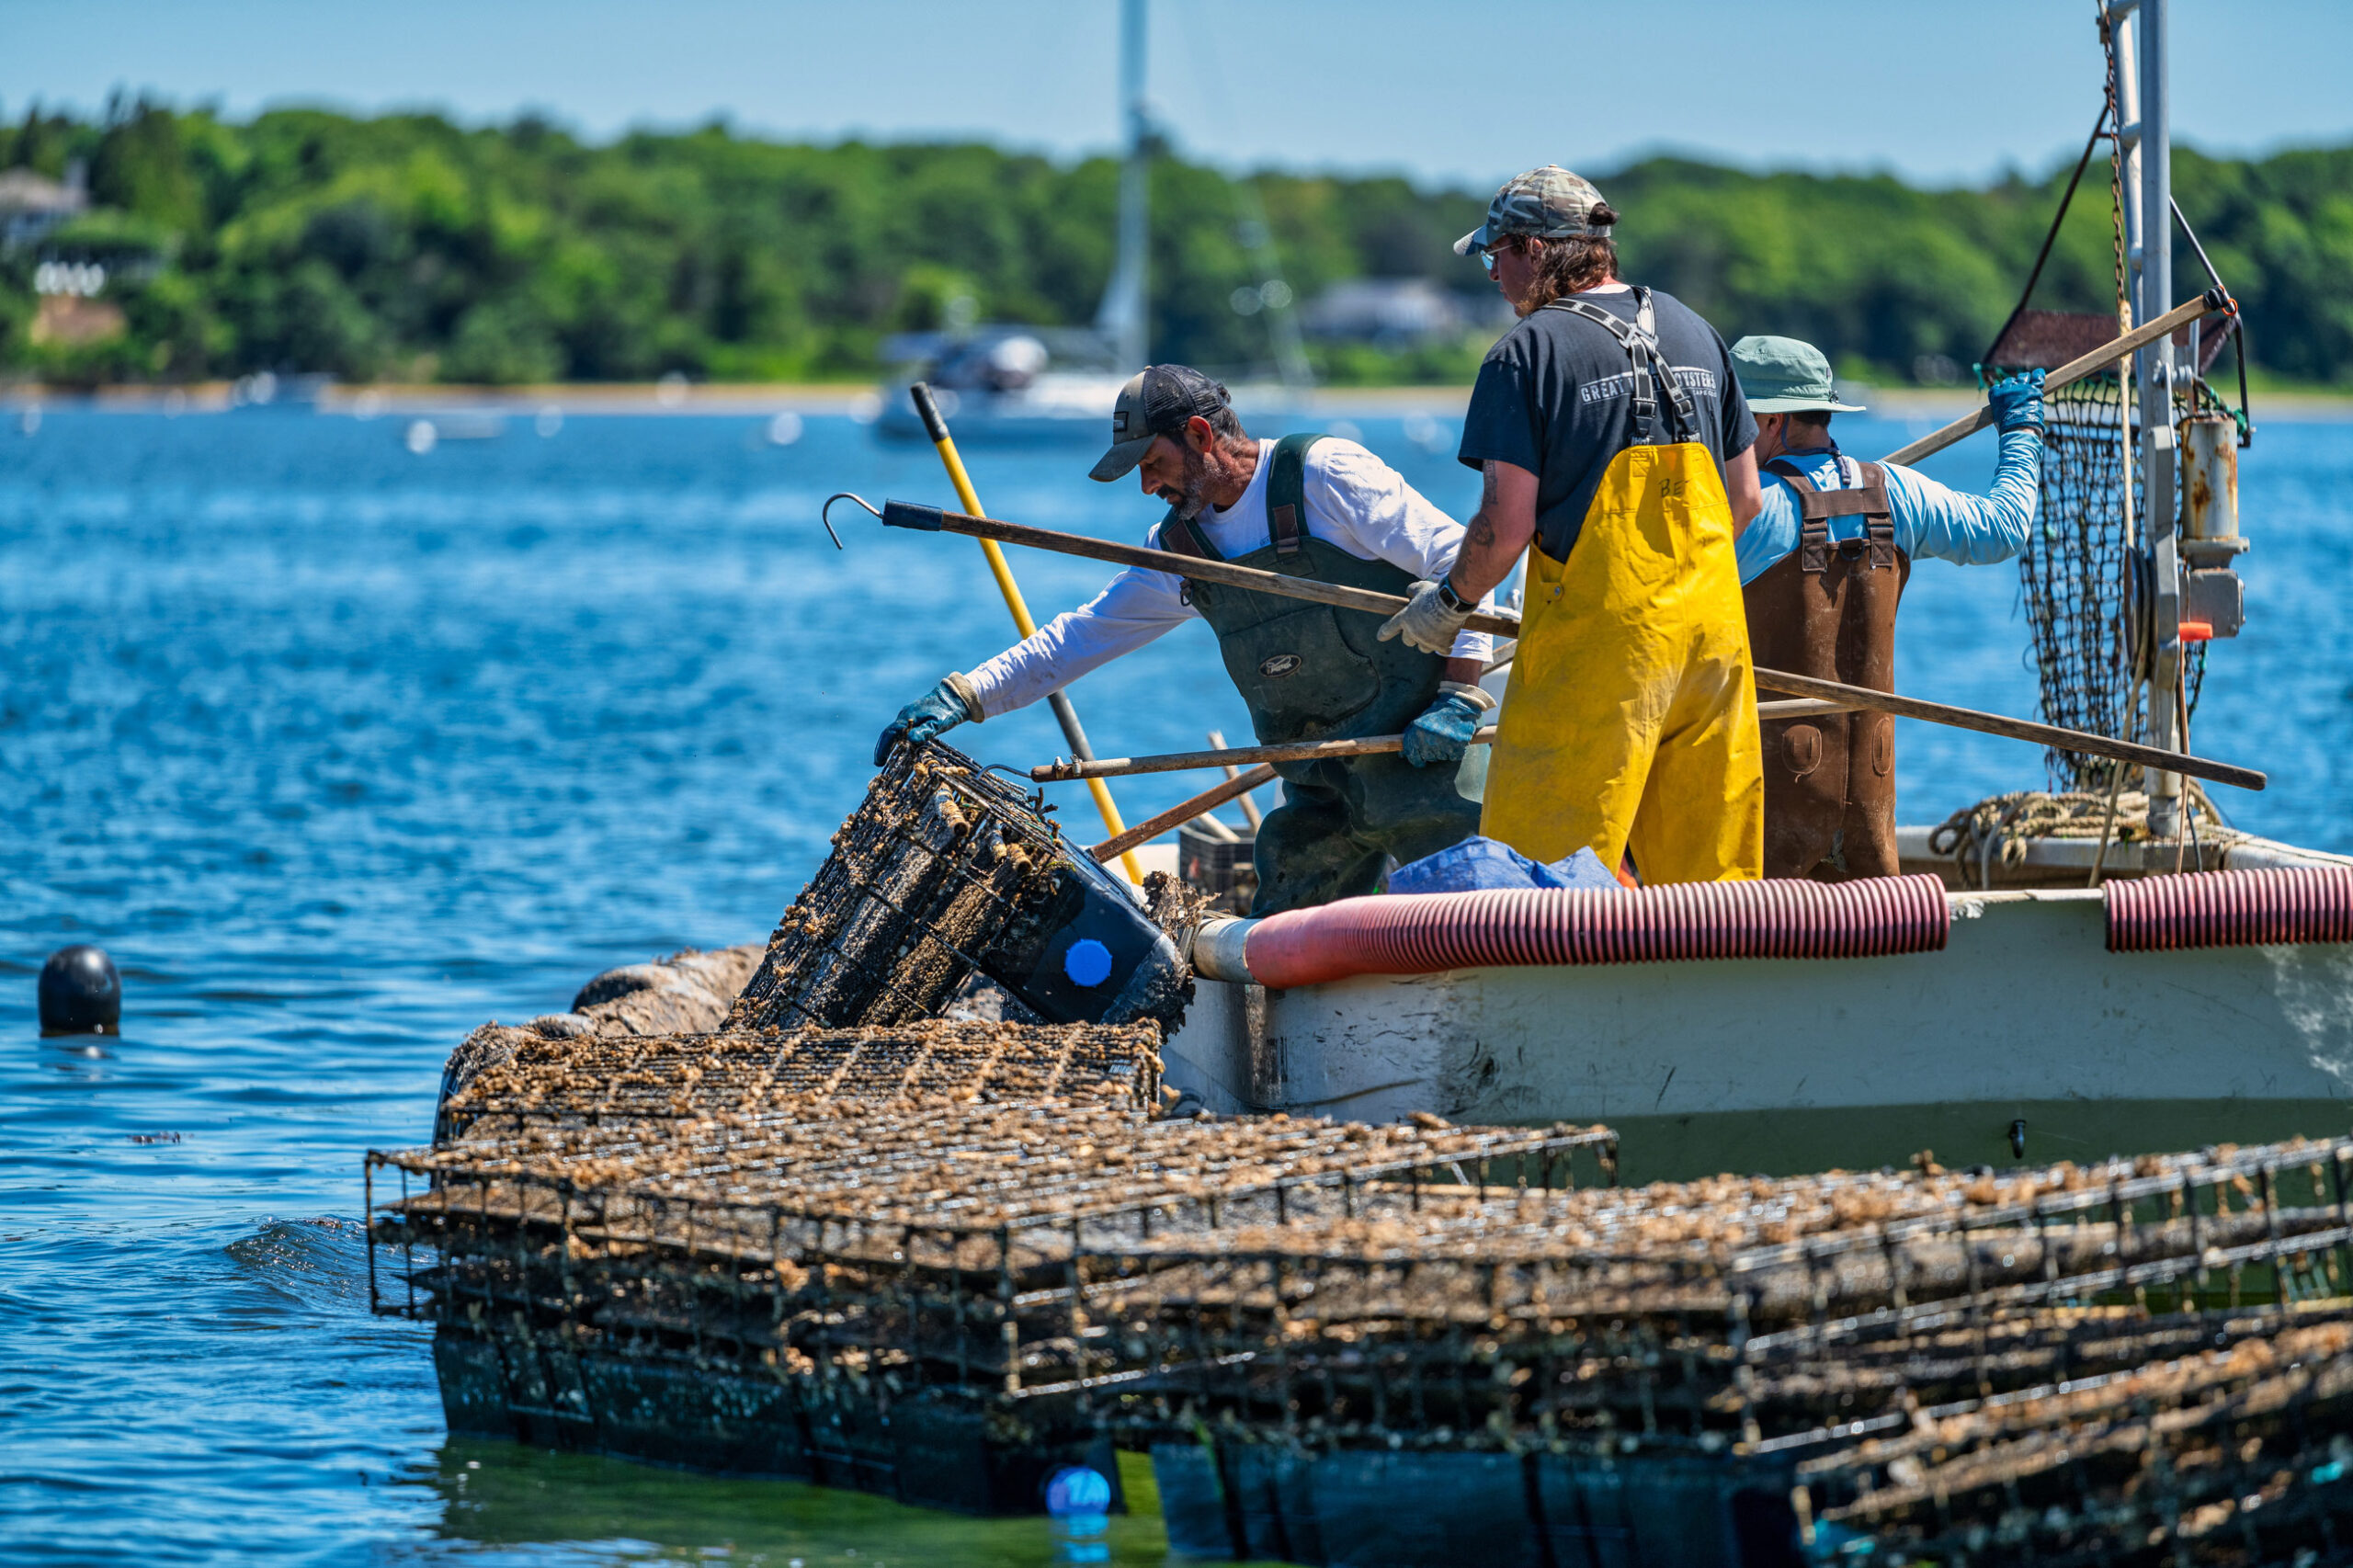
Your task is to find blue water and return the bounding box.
[2,405,2347,1563]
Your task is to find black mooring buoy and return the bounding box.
[40,945,121,1036]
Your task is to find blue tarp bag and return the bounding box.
[1387,836,1621,895]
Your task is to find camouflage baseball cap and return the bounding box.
[1453,165,1614,256]
[1089,364,1233,482]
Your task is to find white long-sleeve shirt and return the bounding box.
[961,437,1492,719]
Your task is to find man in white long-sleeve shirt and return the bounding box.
[1730,335,2045,880]
[877,364,1494,914]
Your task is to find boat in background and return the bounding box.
[874,0,1304,445]
[872,325,1130,444]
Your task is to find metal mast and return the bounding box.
[2117,0,2184,837]
[1095,0,1151,369]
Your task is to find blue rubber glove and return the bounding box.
[1401,684,1490,768]
[873,676,972,766]
[1988,368,2046,435]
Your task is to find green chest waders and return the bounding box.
[1166,434,1484,914]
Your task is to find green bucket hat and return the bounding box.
[1731,335,1867,414]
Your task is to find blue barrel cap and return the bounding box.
[1045,1464,1113,1516]
[1063,937,1113,988]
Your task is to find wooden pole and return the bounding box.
[1043,731,1497,782]
[1879,291,2223,467]
[907,383,1143,884]
[881,495,1524,640]
[1749,667,2264,791]
[1087,766,1279,863]
[1048,708,1832,784]
[1206,730,1265,832]
[1035,676,2259,790]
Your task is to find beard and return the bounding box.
[1156,444,1219,522]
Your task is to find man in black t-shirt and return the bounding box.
[1379,165,1766,882]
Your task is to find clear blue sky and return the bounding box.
[3,0,2347,189]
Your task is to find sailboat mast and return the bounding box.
[1096,0,1151,369]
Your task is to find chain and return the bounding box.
[2102,12,2131,335]
[2101,8,2148,751]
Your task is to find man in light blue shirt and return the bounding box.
[1731,335,2044,880]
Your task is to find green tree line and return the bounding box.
[3,97,2347,387]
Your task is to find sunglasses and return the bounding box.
[1478,235,1525,276]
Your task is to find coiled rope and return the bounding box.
[1928,784,2242,890]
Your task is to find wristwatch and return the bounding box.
[1436,577,1472,614]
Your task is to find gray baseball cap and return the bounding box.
[1732,335,1868,413]
[1453,165,1614,256]
[1089,364,1233,482]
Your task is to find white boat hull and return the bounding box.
[1163,887,2353,1181]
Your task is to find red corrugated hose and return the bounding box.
[1241,874,1953,988]
[2105,866,2353,952]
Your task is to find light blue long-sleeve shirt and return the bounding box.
[1733,429,2042,585]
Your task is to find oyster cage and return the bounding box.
[434,1019,1165,1142]
[369,1095,2353,1557]
[364,1098,1618,1517]
[723,740,1189,1034]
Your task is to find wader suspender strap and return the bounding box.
[1168,432,1328,565]
[1763,458,1897,573]
[1543,287,1699,444]
[1265,432,1324,561]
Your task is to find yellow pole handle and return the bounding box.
[920,407,1144,885]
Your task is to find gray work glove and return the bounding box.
[1401,681,1496,767]
[873,673,981,766]
[1378,577,1476,656]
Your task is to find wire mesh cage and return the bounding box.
[435,1019,1166,1142]
[369,1081,2353,1554]
[724,740,1191,1033]
[1794,1309,2353,1566]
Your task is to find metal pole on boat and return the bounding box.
[2131,0,2186,838]
[906,383,1145,885]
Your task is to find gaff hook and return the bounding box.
[819,492,881,550]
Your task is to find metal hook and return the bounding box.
[819,492,881,550]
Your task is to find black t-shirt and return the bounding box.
[1458,286,1756,562]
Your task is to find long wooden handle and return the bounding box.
[1087,766,1279,862]
[1041,680,2259,792]
[1049,705,1842,782]
[1879,291,2224,467]
[1751,667,2265,791]
[1044,729,1499,781]
[881,497,1525,639]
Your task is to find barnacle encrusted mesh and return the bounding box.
[434,1018,1164,1142]
[724,740,1191,1033]
[727,743,1072,1029]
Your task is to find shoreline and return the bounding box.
[8,379,2350,420]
